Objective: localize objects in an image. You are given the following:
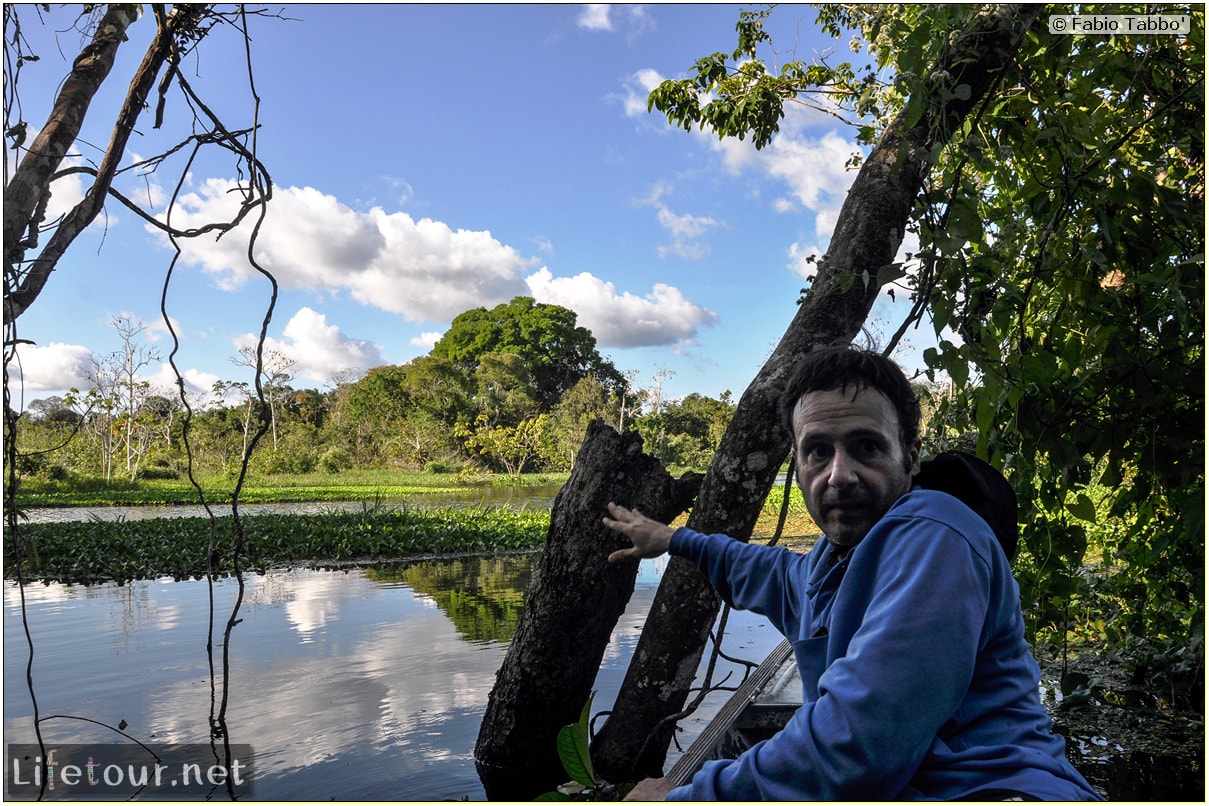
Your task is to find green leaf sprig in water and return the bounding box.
[537,692,619,801]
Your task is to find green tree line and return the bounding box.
[12,297,740,481]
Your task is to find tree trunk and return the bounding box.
[5,4,204,323]
[474,419,701,800]
[3,4,139,270]
[591,4,1042,781]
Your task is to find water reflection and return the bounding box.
[364,557,532,644]
[4,555,784,800]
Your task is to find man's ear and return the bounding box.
[907,438,922,476]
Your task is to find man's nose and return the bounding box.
[828,448,859,488]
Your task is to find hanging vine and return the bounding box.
[3,4,281,796]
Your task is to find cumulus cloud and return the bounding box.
[762,130,858,223]
[525,266,717,348]
[410,331,442,349]
[630,87,860,249]
[153,182,532,323]
[7,339,218,406]
[352,208,529,320]
[707,130,856,241]
[233,307,385,384]
[577,4,654,40]
[151,178,720,357]
[577,4,612,30]
[7,342,93,393]
[616,68,667,119]
[146,364,223,406]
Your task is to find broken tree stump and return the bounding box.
[473,419,700,800]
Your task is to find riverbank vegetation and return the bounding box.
[8,504,551,584]
[10,468,568,508]
[7,474,818,585]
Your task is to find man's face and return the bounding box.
[791,387,921,552]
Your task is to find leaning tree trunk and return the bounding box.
[591,4,1042,781]
[4,3,204,323]
[474,420,701,800]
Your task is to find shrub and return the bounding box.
[137,466,180,481]
[320,447,353,474]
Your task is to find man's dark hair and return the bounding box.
[778,346,921,466]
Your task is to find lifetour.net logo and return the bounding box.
[6,744,253,799]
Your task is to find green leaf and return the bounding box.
[1065,493,1097,523]
[876,262,907,287]
[556,693,596,788]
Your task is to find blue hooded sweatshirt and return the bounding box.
[665,489,1102,801]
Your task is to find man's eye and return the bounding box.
[805,444,831,461]
[855,439,882,457]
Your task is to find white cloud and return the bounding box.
[153,182,532,322]
[655,206,718,258]
[525,267,717,348]
[706,122,857,243]
[146,364,223,407]
[577,5,654,40]
[762,130,857,219]
[621,6,655,40]
[615,68,668,120]
[410,331,442,349]
[8,339,216,407]
[641,184,720,259]
[787,241,824,282]
[352,208,530,320]
[233,307,385,384]
[153,179,721,357]
[577,4,612,31]
[645,95,861,247]
[8,342,93,392]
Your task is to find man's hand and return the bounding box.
[623,776,674,801]
[603,502,675,564]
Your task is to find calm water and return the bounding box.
[18,484,565,525]
[3,556,783,800]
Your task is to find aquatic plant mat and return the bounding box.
[6,506,550,584]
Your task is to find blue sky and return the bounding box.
[8,4,929,412]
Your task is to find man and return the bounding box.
[603,347,1101,801]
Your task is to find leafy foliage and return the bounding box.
[456,413,558,476]
[431,297,626,410]
[908,8,1205,666]
[647,4,1204,679]
[634,392,734,471]
[365,555,534,644]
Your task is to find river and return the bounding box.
[16,484,566,525]
[3,554,785,800]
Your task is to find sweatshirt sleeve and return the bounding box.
[667,511,992,800]
[669,527,814,638]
